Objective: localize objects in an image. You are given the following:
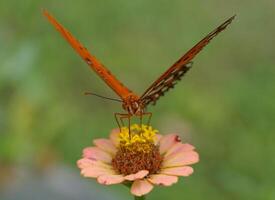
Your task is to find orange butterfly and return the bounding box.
[43,10,235,127]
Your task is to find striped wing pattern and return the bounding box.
[140,15,235,108]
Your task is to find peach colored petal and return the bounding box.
[77,158,116,178]
[154,134,162,145]
[165,143,195,159]
[131,179,154,197]
[97,174,125,185]
[124,170,149,181]
[93,139,117,155]
[159,134,181,154]
[80,166,116,178]
[83,147,112,163]
[148,174,178,186]
[160,166,194,176]
[77,158,94,169]
[77,158,113,170]
[109,128,120,147]
[162,151,199,168]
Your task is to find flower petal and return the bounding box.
[159,134,181,154]
[77,158,113,170]
[161,166,194,176]
[83,147,112,163]
[97,174,125,185]
[80,166,115,178]
[77,158,116,178]
[131,179,154,197]
[162,151,199,168]
[124,170,149,181]
[165,143,195,159]
[110,128,120,147]
[77,158,94,169]
[93,139,117,155]
[148,174,178,186]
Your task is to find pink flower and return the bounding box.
[77,125,199,197]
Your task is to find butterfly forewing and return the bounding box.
[140,62,193,107]
[43,10,133,100]
[140,15,235,108]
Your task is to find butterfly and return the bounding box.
[43,9,235,127]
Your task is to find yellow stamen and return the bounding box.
[118,124,158,152]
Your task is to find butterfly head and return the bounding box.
[122,94,143,115]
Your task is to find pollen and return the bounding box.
[118,124,158,149]
[112,124,163,175]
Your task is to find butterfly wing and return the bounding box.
[139,15,235,108]
[43,10,133,100]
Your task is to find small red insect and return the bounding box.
[43,10,235,127]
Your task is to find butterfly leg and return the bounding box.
[139,114,143,129]
[128,116,131,137]
[142,112,152,126]
[120,114,132,138]
[114,113,132,136]
[115,113,126,130]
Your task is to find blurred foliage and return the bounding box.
[1,0,275,200]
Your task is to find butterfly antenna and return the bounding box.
[84,92,122,102]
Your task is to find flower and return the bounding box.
[77,124,199,197]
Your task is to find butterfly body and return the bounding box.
[122,94,142,115]
[43,10,235,127]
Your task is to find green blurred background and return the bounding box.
[1,0,275,199]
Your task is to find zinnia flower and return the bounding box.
[77,124,199,197]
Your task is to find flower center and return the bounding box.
[112,124,163,175]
